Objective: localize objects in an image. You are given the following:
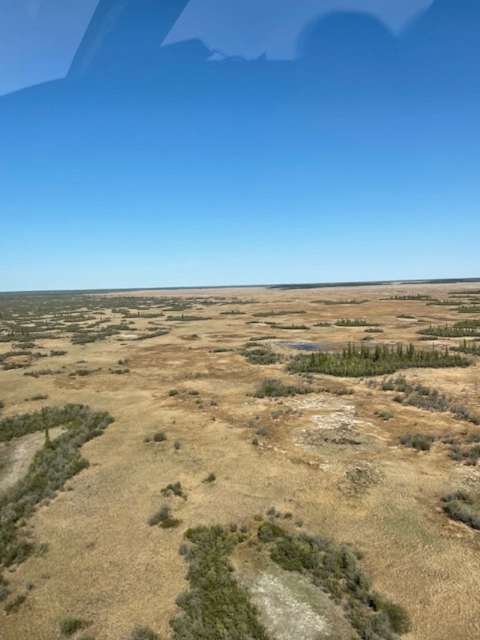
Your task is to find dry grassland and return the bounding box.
[1,283,480,639]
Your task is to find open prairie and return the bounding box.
[1,283,480,640]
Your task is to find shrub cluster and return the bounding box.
[148,505,181,529]
[335,319,380,327]
[253,378,312,398]
[257,522,410,640]
[399,433,436,452]
[442,491,480,530]
[381,376,480,425]
[0,405,114,568]
[242,348,281,365]
[419,320,480,338]
[288,343,469,377]
[171,526,270,640]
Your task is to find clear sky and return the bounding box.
[1,0,479,291]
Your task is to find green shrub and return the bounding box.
[443,491,480,530]
[243,348,281,365]
[153,431,167,443]
[170,526,270,640]
[0,405,113,570]
[203,472,216,484]
[161,482,184,498]
[148,505,181,529]
[288,343,469,377]
[59,617,89,636]
[335,319,380,327]
[253,378,312,398]
[399,433,436,451]
[257,523,410,639]
[129,626,160,640]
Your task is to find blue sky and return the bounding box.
[1,0,479,291]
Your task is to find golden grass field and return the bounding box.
[1,283,480,640]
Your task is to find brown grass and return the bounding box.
[0,283,480,639]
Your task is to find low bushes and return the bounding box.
[399,433,436,452]
[443,491,480,530]
[148,505,181,529]
[0,406,114,569]
[59,617,90,636]
[242,348,281,365]
[253,378,312,398]
[257,522,410,639]
[170,526,270,640]
[129,626,160,640]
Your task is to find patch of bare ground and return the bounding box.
[235,553,354,640]
[1,283,480,639]
[0,427,64,494]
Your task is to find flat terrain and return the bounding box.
[0,283,479,640]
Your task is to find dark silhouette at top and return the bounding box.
[402,0,480,82]
[299,12,396,73]
[0,0,478,198]
[69,0,191,76]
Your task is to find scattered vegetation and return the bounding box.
[252,378,312,398]
[129,626,160,640]
[453,340,480,355]
[153,431,167,443]
[315,299,368,305]
[257,521,410,639]
[419,320,480,338]
[0,406,113,569]
[167,315,211,322]
[170,526,270,640]
[202,473,216,484]
[59,617,90,636]
[252,311,306,317]
[399,433,436,451]
[4,594,26,614]
[148,505,181,529]
[456,306,480,314]
[374,410,394,421]
[442,491,480,530]
[335,319,380,327]
[242,347,281,365]
[381,295,432,301]
[269,323,309,330]
[161,482,184,498]
[288,343,469,377]
[381,376,480,425]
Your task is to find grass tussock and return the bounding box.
[161,482,185,498]
[129,625,160,640]
[59,616,90,636]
